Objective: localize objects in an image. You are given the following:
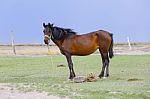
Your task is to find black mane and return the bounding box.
[51,26,77,40]
[62,28,77,35]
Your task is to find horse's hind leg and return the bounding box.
[99,50,109,78]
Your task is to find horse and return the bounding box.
[43,23,114,79]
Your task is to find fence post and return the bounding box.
[11,30,16,55]
[127,37,132,50]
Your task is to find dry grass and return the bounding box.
[0,45,60,56]
[73,73,97,83]
[0,43,150,56]
[85,73,97,82]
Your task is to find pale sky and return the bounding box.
[0,0,150,44]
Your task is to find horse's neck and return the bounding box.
[52,39,63,49]
[52,27,64,40]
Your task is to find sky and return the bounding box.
[0,0,150,44]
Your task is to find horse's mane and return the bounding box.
[52,26,77,40]
[54,27,77,35]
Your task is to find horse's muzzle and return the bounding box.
[44,35,51,45]
[44,38,49,45]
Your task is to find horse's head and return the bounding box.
[43,23,53,45]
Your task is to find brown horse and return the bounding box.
[43,23,114,79]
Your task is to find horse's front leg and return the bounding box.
[65,54,76,79]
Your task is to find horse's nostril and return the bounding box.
[44,39,48,44]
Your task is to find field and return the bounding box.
[0,43,150,98]
[0,54,150,99]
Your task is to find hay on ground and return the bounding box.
[73,73,97,83]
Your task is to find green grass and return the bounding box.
[0,55,150,99]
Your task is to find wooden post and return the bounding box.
[127,37,132,50]
[11,30,16,55]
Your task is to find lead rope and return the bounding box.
[47,41,54,67]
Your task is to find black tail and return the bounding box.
[109,33,114,58]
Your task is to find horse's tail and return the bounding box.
[109,33,114,58]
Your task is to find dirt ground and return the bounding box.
[0,84,69,99]
[0,43,150,99]
[114,43,150,55]
[0,43,150,56]
[0,45,60,56]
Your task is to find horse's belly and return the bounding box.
[72,46,98,56]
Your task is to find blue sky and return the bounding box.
[0,0,150,44]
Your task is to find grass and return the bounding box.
[0,55,150,98]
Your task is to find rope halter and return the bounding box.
[44,35,51,39]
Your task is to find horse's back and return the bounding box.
[77,30,112,46]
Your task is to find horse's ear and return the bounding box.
[43,23,46,28]
[51,24,54,27]
[48,23,51,26]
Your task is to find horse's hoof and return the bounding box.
[102,77,107,79]
[107,74,109,77]
[98,75,103,78]
[69,76,74,80]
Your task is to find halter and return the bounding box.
[44,35,51,39]
[44,32,54,40]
